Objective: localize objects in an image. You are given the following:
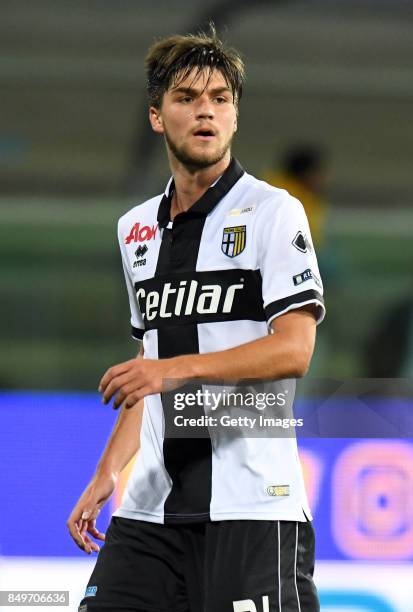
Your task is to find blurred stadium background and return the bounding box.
[1,1,413,610]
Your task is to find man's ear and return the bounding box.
[149,106,164,134]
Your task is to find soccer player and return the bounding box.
[68,26,325,612]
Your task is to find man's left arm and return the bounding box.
[187,303,318,381]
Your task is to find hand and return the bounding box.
[66,472,117,554]
[98,356,190,410]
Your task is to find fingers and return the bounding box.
[88,525,106,542]
[113,382,135,410]
[99,358,162,409]
[67,518,103,555]
[67,505,104,555]
[112,380,150,410]
[102,372,132,406]
[81,520,102,552]
[69,521,86,551]
[122,391,141,410]
[124,387,152,409]
[100,361,147,406]
[67,519,95,555]
[81,527,101,553]
[80,514,98,537]
[98,360,135,396]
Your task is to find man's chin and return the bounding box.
[165,133,231,171]
[175,148,228,170]
[186,155,221,170]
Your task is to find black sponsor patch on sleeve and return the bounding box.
[293,268,316,286]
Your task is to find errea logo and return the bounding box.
[133,244,148,268]
[125,223,158,244]
[135,245,148,258]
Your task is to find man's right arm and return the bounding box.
[66,348,144,554]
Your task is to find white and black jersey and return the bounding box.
[113,158,325,525]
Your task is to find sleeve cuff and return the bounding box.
[264,289,325,326]
[131,326,144,340]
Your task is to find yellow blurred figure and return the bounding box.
[263,146,329,248]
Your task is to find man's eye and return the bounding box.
[214,97,227,104]
[179,96,193,103]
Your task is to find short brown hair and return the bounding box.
[145,24,245,109]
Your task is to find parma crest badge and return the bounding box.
[221,225,246,258]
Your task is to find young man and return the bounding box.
[68,27,325,612]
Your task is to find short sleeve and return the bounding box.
[117,221,145,341]
[257,193,325,327]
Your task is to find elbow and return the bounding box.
[288,345,313,378]
[291,360,310,379]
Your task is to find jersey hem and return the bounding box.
[112,508,165,523]
[113,508,313,523]
[210,509,313,521]
[267,298,325,327]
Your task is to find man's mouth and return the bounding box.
[193,128,216,141]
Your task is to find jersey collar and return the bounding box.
[157,157,244,228]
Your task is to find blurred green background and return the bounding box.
[1,0,413,390]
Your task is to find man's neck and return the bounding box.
[168,152,231,220]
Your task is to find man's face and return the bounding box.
[149,68,238,170]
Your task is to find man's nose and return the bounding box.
[195,97,214,119]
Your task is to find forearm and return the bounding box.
[95,399,143,478]
[176,311,316,382]
[96,347,143,477]
[177,336,299,382]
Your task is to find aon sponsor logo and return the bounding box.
[136,279,244,321]
[233,596,269,612]
[125,222,158,244]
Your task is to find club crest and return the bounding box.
[222,225,246,258]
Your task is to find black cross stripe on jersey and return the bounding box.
[154,157,244,524]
